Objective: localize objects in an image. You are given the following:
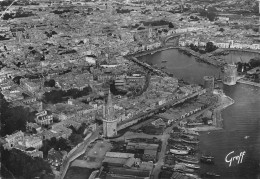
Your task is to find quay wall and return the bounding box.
[128,46,179,58]
[127,45,226,68]
[129,56,169,77]
[117,90,205,131]
[221,48,260,55]
[237,79,260,87]
[178,47,225,67]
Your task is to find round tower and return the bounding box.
[203,76,214,92]
[223,63,237,86]
[102,90,117,138]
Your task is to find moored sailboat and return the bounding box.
[170,149,189,155]
[175,156,199,164]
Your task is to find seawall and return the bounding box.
[237,79,260,87]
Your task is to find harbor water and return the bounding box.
[139,49,260,179]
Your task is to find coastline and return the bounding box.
[125,44,259,178]
[189,92,234,132]
[213,92,234,128]
[237,79,260,87]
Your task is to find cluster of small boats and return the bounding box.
[164,126,220,178]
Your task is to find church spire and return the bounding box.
[107,89,112,107]
[102,89,117,137]
[105,89,114,121]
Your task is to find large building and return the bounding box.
[223,63,237,86]
[102,90,117,137]
[4,131,24,148]
[35,110,53,126]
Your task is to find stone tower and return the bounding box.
[223,63,237,86]
[203,76,214,92]
[102,90,117,137]
[148,27,153,39]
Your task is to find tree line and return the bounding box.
[1,147,53,179]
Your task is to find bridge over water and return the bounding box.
[162,34,181,46]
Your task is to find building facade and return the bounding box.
[5,131,24,148]
[35,110,53,126]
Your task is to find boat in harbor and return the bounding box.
[184,173,202,179]
[162,59,167,63]
[180,133,197,140]
[201,155,214,159]
[182,139,199,144]
[200,157,214,164]
[170,149,189,155]
[180,127,199,136]
[177,162,200,169]
[201,172,220,177]
[174,164,195,173]
[171,138,182,143]
[161,65,166,69]
[182,131,199,136]
[172,144,192,151]
[175,156,199,164]
[200,155,214,164]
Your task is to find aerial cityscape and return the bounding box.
[0,0,260,178]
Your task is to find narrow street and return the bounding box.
[151,126,172,179]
